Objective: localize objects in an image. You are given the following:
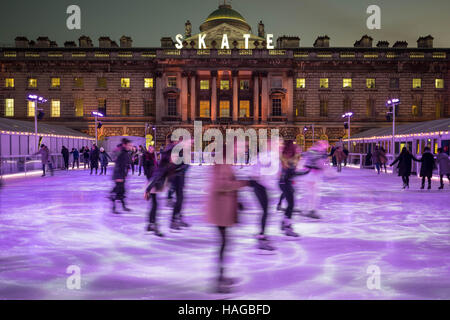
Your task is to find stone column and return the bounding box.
[261,71,268,123]
[190,72,196,122]
[181,72,189,122]
[253,71,259,123]
[155,71,164,122]
[287,70,294,122]
[211,70,217,122]
[232,70,239,122]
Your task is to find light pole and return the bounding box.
[91,111,104,145]
[27,94,47,152]
[342,112,353,152]
[386,99,400,155]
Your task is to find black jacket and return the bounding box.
[392,152,419,177]
[113,147,130,180]
[419,152,436,177]
[61,147,69,159]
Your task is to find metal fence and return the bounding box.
[0,154,66,176]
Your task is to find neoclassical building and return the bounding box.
[0,3,449,149]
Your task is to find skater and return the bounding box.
[111,138,132,214]
[277,141,300,211]
[90,144,100,175]
[278,140,310,237]
[137,145,145,176]
[143,146,157,181]
[34,144,53,177]
[329,145,337,167]
[418,147,436,190]
[436,148,450,189]
[70,148,80,169]
[302,140,329,219]
[61,146,69,170]
[99,147,112,175]
[331,146,346,172]
[83,147,90,169]
[129,147,138,175]
[373,146,382,174]
[206,152,248,293]
[379,147,388,173]
[390,147,420,189]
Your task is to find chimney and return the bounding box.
[314,35,330,48]
[28,40,36,47]
[15,36,29,48]
[160,37,175,48]
[354,35,373,48]
[417,35,433,48]
[99,36,112,48]
[393,41,408,48]
[49,41,58,48]
[78,35,93,48]
[64,41,77,48]
[376,41,389,48]
[111,41,119,48]
[120,36,132,48]
[276,36,300,48]
[36,37,51,48]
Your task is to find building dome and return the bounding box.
[200,4,251,32]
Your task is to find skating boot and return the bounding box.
[438,184,444,190]
[112,202,119,214]
[257,236,275,251]
[284,225,300,237]
[428,184,431,190]
[179,217,190,228]
[304,210,321,219]
[121,200,131,212]
[276,204,283,211]
[421,184,425,190]
[147,223,164,237]
[170,220,181,231]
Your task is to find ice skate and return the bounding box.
[170,220,181,231]
[258,238,275,251]
[147,223,164,237]
[304,210,321,219]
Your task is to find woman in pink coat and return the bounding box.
[206,157,248,293]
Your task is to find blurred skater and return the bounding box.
[331,146,346,172]
[110,138,132,214]
[143,146,157,181]
[418,147,436,190]
[390,147,419,189]
[61,146,69,170]
[437,148,450,189]
[82,146,90,169]
[90,144,100,175]
[34,144,53,177]
[206,152,248,293]
[70,148,80,169]
[99,147,112,175]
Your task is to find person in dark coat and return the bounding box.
[418,147,436,190]
[99,147,113,175]
[143,146,157,181]
[89,145,100,175]
[82,146,90,169]
[390,147,420,189]
[70,148,80,169]
[111,138,132,214]
[436,148,450,189]
[61,146,70,170]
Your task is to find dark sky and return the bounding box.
[1,0,450,47]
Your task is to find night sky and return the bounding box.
[1,0,450,47]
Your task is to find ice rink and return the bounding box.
[0,165,449,300]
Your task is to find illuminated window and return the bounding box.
[168,98,177,116]
[51,77,60,88]
[28,101,35,117]
[412,100,422,116]
[5,78,14,88]
[200,80,210,90]
[167,76,177,88]
[120,99,130,116]
[343,78,352,88]
[296,78,306,89]
[240,80,250,90]
[74,77,84,88]
[239,100,250,117]
[97,77,107,88]
[144,78,154,88]
[51,100,60,117]
[295,99,306,117]
[28,78,37,88]
[199,100,210,117]
[5,99,14,117]
[320,100,328,117]
[413,78,422,89]
[220,80,230,90]
[75,98,84,117]
[366,78,376,89]
[435,79,444,89]
[121,78,130,88]
[219,100,230,117]
[319,78,329,88]
[272,99,282,116]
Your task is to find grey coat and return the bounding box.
[36,147,49,164]
[436,153,450,175]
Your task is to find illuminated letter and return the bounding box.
[66,265,81,289]
[66,5,81,30]
[175,34,184,49]
[366,5,381,30]
[243,34,251,49]
[366,265,381,290]
[199,34,207,49]
[266,34,274,49]
[221,34,230,49]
